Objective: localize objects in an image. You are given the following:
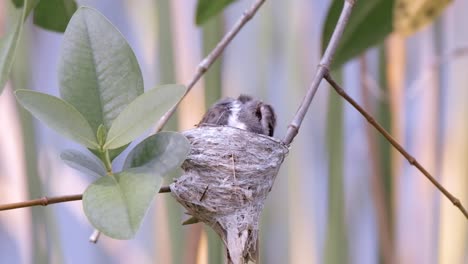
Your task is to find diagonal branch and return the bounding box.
[282,0,356,145]
[154,0,267,132]
[324,72,468,220]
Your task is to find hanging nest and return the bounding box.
[170,126,289,264]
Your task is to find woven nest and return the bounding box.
[170,126,288,264]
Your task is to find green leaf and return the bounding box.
[11,0,39,14]
[124,132,190,174]
[15,90,99,148]
[33,0,77,32]
[195,0,236,25]
[58,7,144,133]
[0,0,38,94]
[88,143,130,162]
[60,149,106,178]
[83,169,163,239]
[96,124,107,147]
[104,84,186,149]
[12,0,23,7]
[322,0,394,70]
[108,144,128,161]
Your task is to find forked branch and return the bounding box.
[282,0,356,145]
[4,0,465,223]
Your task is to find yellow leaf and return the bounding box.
[393,0,453,36]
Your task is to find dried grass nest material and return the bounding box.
[170,126,289,264]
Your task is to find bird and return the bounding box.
[198,95,276,137]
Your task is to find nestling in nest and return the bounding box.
[170,95,288,264]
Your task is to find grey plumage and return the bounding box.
[198,97,234,126]
[199,95,276,137]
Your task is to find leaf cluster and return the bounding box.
[15,7,190,239]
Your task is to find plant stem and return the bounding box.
[90,149,111,243]
[324,72,468,220]
[98,149,112,174]
[0,195,83,211]
[282,0,356,145]
[0,186,172,211]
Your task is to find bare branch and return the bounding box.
[89,230,101,243]
[0,194,82,211]
[0,186,171,211]
[324,72,468,220]
[154,0,267,132]
[282,0,356,145]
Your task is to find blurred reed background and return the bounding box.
[0,0,467,263]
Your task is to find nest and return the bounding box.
[170,126,289,264]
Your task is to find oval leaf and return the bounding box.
[60,149,106,178]
[15,90,98,148]
[104,84,186,149]
[83,170,162,239]
[33,0,77,32]
[322,0,394,70]
[58,7,144,132]
[124,132,190,176]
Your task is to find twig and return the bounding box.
[0,194,82,211]
[282,0,356,145]
[0,186,172,211]
[89,230,101,243]
[154,0,266,132]
[324,72,468,220]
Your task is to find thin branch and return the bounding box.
[0,186,172,211]
[154,0,266,132]
[0,194,82,211]
[324,72,468,220]
[89,229,101,243]
[282,0,356,145]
